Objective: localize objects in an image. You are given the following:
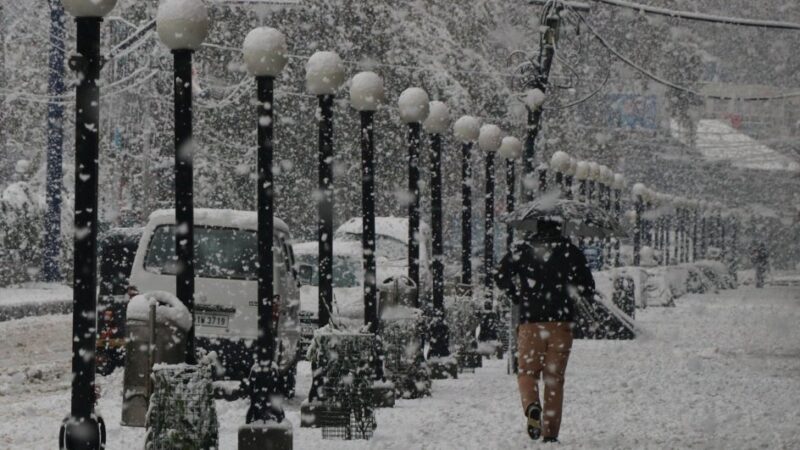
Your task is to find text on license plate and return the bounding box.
[195,312,230,328]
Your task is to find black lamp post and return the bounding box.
[59,1,116,447]
[523,89,546,201]
[498,137,523,250]
[550,151,570,197]
[632,183,647,266]
[478,124,502,344]
[454,116,480,293]
[612,173,625,267]
[239,26,291,436]
[587,162,600,204]
[399,87,430,297]
[306,51,345,328]
[424,101,451,358]
[575,161,589,202]
[156,0,211,365]
[538,163,549,194]
[350,71,384,333]
[479,125,502,309]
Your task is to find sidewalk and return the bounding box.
[1,284,798,448]
[0,283,72,322]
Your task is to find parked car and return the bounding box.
[127,209,300,393]
[334,216,432,292]
[96,227,144,376]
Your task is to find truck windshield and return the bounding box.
[144,225,262,280]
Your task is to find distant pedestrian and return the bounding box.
[750,240,769,288]
[495,220,596,443]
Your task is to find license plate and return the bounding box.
[195,312,230,329]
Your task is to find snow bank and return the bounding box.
[398,87,430,123]
[127,291,192,331]
[305,51,345,95]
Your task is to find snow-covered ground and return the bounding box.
[1,285,799,449]
[0,283,71,307]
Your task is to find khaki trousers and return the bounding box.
[517,322,573,439]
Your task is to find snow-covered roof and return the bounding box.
[671,119,800,172]
[147,208,290,234]
[335,216,430,244]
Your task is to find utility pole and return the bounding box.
[523,1,590,199]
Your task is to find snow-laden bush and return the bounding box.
[0,183,43,286]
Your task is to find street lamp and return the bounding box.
[600,166,614,211]
[350,71,384,333]
[587,161,600,203]
[575,160,589,202]
[306,51,345,327]
[398,87,430,295]
[632,183,647,266]
[565,157,577,200]
[549,150,570,195]
[238,26,292,445]
[478,123,502,343]
[454,115,481,293]
[522,88,546,201]
[537,162,549,193]
[612,173,625,267]
[156,0,210,365]
[498,136,523,249]
[423,100,451,358]
[59,1,116,448]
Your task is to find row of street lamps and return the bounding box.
[56,1,745,449]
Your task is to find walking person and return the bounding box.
[495,219,596,443]
[750,239,769,288]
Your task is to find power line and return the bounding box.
[591,0,800,30]
[572,8,800,101]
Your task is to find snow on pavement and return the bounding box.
[0,283,71,306]
[1,286,799,449]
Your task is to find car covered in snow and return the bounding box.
[334,216,432,292]
[127,209,301,388]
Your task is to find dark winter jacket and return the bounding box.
[494,236,596,324]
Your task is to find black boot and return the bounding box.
[543,436,559,443]
[525,404,541,440]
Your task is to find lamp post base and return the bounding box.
[58,414,105,450]
[238,420,293,450]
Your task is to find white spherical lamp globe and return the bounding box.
[398,87,430,124]
[454,115,481,143]
[566,157,577,176]
[63,0,117,17]
[522,88,547,111]
[599,165,613,184]
[613,173,625,190]
[498,136,523,160]
[478,124,503,153]
[242,27,288,77]
[550,151,570,172]
[156,0,210,51]
[632,182,647,199]
[588,162,600,181]
[349,71,384,112]
[423,101,450,134]
[575,161,589,180]
[306,51,346,95]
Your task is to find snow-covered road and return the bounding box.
[1,285,798,449]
